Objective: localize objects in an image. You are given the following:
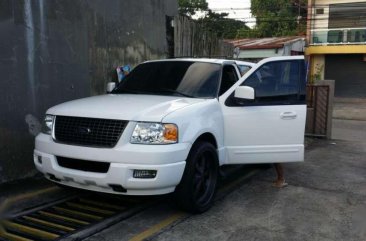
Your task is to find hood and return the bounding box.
[47,94,205,122]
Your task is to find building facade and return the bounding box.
[306,0,366,97]
[229,37,305,62]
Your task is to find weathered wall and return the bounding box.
[0,0,178,183]
[174,16,234,58]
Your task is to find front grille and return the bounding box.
[54,116,128,148]
[57,156,110,173]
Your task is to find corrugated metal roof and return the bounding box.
[145,58,234,65]
[228,36,305,50]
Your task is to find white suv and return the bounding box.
[34,56,307,213]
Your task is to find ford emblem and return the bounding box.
[77,127,92,135]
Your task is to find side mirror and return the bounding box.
[106,82,116,93]
[234,86,255,100]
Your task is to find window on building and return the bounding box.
[315,8,324,14]
[329,2,366,28]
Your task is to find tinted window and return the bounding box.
[112,61,221,98]
[219,65,239,96]
[242,60,304,105]
[225,60,306,106]
[237,65,252,76]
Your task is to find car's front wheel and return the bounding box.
[174,141,219,213]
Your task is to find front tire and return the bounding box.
[174,141,219,213]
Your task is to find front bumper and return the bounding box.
[34,133,190,195]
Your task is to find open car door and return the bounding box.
[219,56,307,164]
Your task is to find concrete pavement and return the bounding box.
[333,98,366,121]
[149,139,366,241]
[332,98,366,142]
[332,119,366,142]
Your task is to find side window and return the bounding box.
[237,65,251,76]
[242,60,303,105]
[219,65,239,96]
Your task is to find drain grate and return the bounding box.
[0,195,150,241]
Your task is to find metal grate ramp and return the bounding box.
[0,195,150,241]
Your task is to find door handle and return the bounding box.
[280,112,297,119]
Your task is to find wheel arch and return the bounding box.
[193,132,218,149]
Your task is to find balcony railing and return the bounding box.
[310,28,366,45]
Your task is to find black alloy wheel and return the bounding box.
[174,141,219,213]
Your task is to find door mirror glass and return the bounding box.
[234,86,255,100]
[106,82,116,93]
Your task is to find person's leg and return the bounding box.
[273,163,288,188]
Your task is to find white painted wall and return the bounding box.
[238,49,283,59]
[238,39,305,59]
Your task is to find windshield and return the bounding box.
[111,61,221,98]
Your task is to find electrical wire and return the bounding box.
[190,2,366,33]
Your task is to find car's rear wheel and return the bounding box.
[174,141,219,213]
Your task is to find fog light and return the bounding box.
[38,156,42,164]
[133,170,157,179]
[109,184,127,193]
[48,173,61,182]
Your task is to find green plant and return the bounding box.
[310,63,324,84]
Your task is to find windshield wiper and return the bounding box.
[156,88,196,98]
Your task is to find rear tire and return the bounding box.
[174,141,219,213]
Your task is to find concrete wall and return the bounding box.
[238,49,284,59]
[311,55,325,80]
[0,0,178,183]
[283,39,306,55]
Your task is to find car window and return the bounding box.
[241,60,303,105]
[112,61,221,98]
[237,65,252,76]
[219,65,239,96]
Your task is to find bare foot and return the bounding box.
[272,180,288,188]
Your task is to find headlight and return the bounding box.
[42,114,55,135]
[130,122,178,144]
